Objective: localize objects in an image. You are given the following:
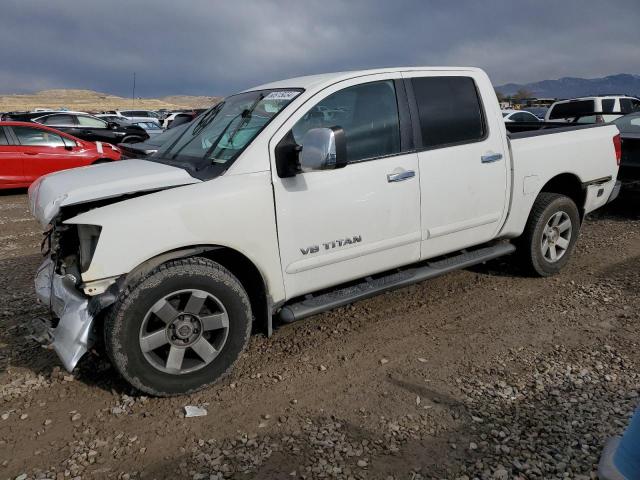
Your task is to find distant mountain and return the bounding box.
[495,74,640,99]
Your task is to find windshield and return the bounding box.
[153,89,301,179]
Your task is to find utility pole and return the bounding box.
[132,72,136,109]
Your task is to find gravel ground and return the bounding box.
[0,179,639,479]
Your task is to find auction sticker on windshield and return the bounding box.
[265,90,300,101]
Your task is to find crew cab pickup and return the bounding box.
[27,67,621,396]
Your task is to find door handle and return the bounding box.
[24,152,38,155]
[481,152,503,163]
[387,170,416,183]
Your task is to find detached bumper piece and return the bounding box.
[32,257,95,372]
[607,180,622,204]
[598,407,640,480]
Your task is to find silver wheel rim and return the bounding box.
[139,289,229,374]
[541,211,572,263]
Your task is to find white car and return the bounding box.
[110,110,161,126]
[502,109,541,122]
[545,95,640,123]
[27,67,621,396]
[95,114,131,124]
[131,121,164,137]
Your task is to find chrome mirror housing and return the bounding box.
[299,126,346,172]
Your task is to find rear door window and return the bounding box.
[38,114,76,126]
[601,99,615,113]
[549,100,595,120]
[411,76,486,148]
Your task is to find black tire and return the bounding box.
[517,192,581,277]
[104,257,252,396]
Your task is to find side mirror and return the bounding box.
[107,122,118,129]
[299,127,347,173]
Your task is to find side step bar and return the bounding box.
[277,242,516,324]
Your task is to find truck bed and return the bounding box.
[499,123,620,239]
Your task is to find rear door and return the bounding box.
[402,71,510,259]
[271,75,422,298]
[0,127,25,187]
[36,113,78,135]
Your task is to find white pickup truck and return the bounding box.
[28,67,621,396]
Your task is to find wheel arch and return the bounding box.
[123,244,273,336]
[538,173,586,219]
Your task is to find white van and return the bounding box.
[545,95,640,123]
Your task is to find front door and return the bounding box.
[11,125,82,181]
[0,127,24,187]
[271,76,422,299]
[74,115,111,142]
[402,72,510,259]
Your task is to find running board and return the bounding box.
[277,242,516,323]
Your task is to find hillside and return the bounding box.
[496,73,640,99]
[0,89,221,112]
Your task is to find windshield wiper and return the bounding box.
[162,103,224,160]
[192,102,224,136]
[224,94,264,146]
[203,94,265,161]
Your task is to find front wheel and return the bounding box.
[104,257,252,396]
[517,192,581,277]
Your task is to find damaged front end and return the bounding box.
[31,220,119,372]
[26,160,203,371]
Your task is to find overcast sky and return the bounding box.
[1,0,639,97]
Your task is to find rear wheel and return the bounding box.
[518,192,581,277]
[104,257,252,396]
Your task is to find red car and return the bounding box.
[0,121,121,189]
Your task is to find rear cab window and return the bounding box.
[548,100,595,120]
[411,76,486,148]
[620,98,640,114]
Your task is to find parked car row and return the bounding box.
[0,105,203,188]
[2,111,150,144]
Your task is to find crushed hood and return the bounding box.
[28,159,201,226]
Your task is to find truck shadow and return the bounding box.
[590,175,640,221]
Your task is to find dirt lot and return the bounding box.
[0,181,639,480]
